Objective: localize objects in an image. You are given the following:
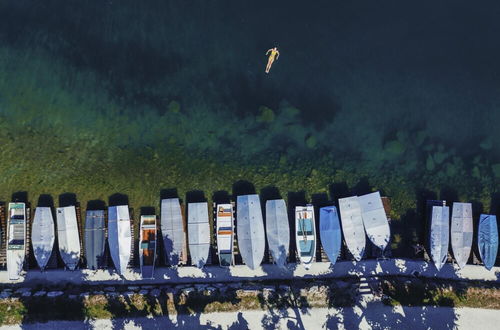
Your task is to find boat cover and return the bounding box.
[32,207,55,270]
[188,202,210,268]
[237,194,265,270]
[451,202,473,268]
[358,192,390,251]
[108,205,132,275]
[84,210,106,270]
[161,198,186,266]
[216,203,234,266]
[338,197,366,261]
[295,205,316,269]
[265,199,290,267]
[7,203,26,280]
[430,202,449,271]
[478,214,498,271]
[319,206,341,264]
[56,206,81,270]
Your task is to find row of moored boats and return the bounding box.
[5,192,498,280]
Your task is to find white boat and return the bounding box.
[338,196,366,261]
[161,198,187,266]
[139,215,157,279]
[7,203,26,280]
[295,205,316,269]
[451,202,473,269]
[56,206,81,270]
[358,192,390,251]
[108,205,132,275]
[216,203,234,267]
[32,207,55,270]
[429,201,450,271]
[188,202,210,268]
[266,199,290,267]
[237,194,265,270]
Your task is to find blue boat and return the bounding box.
[478,214,498,271]
[319,206,341,265]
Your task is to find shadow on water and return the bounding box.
[86,199,106,210]
[160,188,179,200]
[59,193,77,207]
[109,193,129,207]
[12,191,28,203]
[212,190,231,204]
[232,180,256,197]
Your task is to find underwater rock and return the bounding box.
[257,106,275,123]
[384,140,405,156]
[472,166,481,179]
[168,100,181,113]
[305,135,317,149]
[445,163,458,177]
[279,154,287,167]
[479,138,493,150]
[426,155,435,171]
[414,130,427,146]
[433,151,447,165]
[492,164,500,178]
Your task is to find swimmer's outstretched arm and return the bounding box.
[266,49,273,55]
[275,50,280,59]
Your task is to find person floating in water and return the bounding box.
[265,47,280,73]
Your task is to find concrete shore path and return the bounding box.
[1,304,499,329]
[1,259,498,285]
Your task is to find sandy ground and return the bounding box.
[1,259,499,285]
[1,304,499,329]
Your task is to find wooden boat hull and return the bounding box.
[32,207,55,270]
[266,199,290,267]
[237,195,265,270]
[319,206,341,265]
[108,205,132,275]
[84,210,106,270]
[140,215,157,279]
[56,206,81,270]
[216,204,234,267]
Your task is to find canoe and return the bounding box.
[188,202,210,268]
[338,196,366,261]
[56,206,81,270]
[266,199,290,267]
[478,214,498,271]
[358,192,390,251]
[161,198,187,266]
[451,202,473,269]
[237,194,265,270]
[428,200,449,271]
[216,203,234,267]
[7,203,26,280]
[140,215,157,279]
[295,205,316,269]
[32,207,55,270]
[319,206,341,264]
[108,205,132,275]
[84,210,106,270]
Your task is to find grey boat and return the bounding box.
[84,210,106,270]
[161,198,187,266]
[237,194,265,270]
[265,199,290,267]
[32,207,55,270]
[187,202,210,268]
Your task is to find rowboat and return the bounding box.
[338,196,365,261]
[188,202,210,268]
[140,215,157,279]
[428,200,449,271]
[216,203,234,267]
[478,214,498,270]
[161,198,187,266]
[56,206,81,270]
[358,192,390,251]
[108,205,132,275]
[295,205,316,269]
[451,202,473,269]
[319,206,341,264]
[266,199,290,267]
[84,210,106,270]
[7,203,26,280]
[237,194,265,270]
[32,207,55,270]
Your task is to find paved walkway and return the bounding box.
[1,304,499,329]
[1,259,498,285]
